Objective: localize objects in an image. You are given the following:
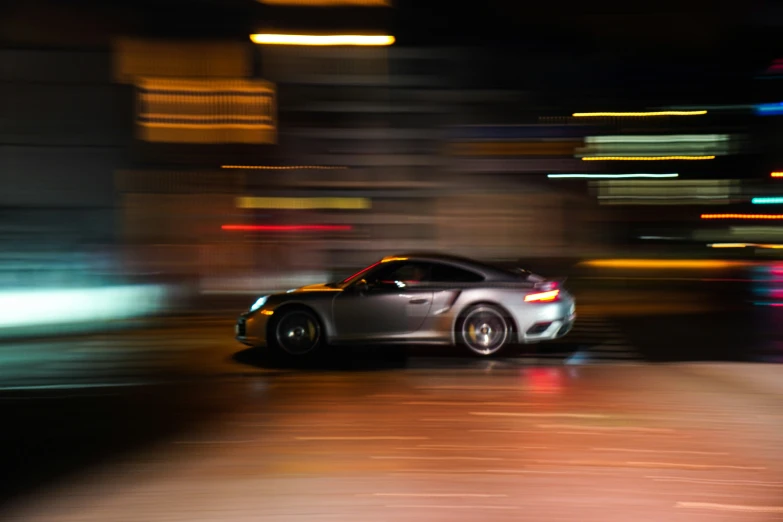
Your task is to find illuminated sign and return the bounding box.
[594,180,738,205]
[577,134,735,158]
[135,78,276,144]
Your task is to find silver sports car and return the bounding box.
[235,253,576,357]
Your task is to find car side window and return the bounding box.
[429,263,484,283]
[391,263,432,282]
[370,261,432,283]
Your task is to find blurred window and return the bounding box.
[368,261,484,284]
[371,261,431,283]
[430,263,484,283]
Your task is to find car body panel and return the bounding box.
[235,252,576,349]
[332,285,433,340]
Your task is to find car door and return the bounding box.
[332,261,434,340]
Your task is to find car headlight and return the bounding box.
[250,296,268,312]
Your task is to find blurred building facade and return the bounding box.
[0,37,679,290]
[3,0,778,293]
[106,4,611,288]
[0,49,127,287]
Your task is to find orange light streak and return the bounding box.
[701,214,783,220]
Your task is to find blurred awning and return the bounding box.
[113,38,252,83]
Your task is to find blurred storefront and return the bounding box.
[10,0,745,293]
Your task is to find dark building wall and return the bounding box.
[0,49,129,243]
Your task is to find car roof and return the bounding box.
[382,252,519,281]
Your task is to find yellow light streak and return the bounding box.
[702,213,783,220]
[139,123,271,130]
[250,33,395,46]
[580,259,745,269]
[582,156,715,161]
[572,111,708,117]
[258,0,390,5]
[236,197,371,210]
[709,243,783,249]
[136,78,274,93]
[140,114,270,122]
[222,165,347,170]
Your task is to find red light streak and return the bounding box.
[701,214,783,220]
[221,224,352,232]
[772,172,783,178]
[767,60,783,73]
[521,368,562,394]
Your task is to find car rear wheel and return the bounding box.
[458,305,511,356]
[270,307,323,356]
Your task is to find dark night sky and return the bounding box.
[393,0,768,50]
[0,0,777,48]
[2,0,782,77]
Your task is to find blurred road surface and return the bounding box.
[3,364,783,521]
[1,276,782,520]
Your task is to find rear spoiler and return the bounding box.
[509,266,567,289]
[534,276,567,291]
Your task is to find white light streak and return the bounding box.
[548,173,679,179]
[586,134,731,144]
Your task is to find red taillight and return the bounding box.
[222,224,352,232]
[525,289,560,302]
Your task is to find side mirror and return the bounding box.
[354,279,370,294]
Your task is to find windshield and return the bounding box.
[337,260,383,286]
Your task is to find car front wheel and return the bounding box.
[269,307,323,356]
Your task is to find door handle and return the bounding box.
[409,298,429,304]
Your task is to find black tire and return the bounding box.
[268,306,324,357]
[456,304,512,357]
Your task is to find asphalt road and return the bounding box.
[1,276,782,520]
[3,364,783,521]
